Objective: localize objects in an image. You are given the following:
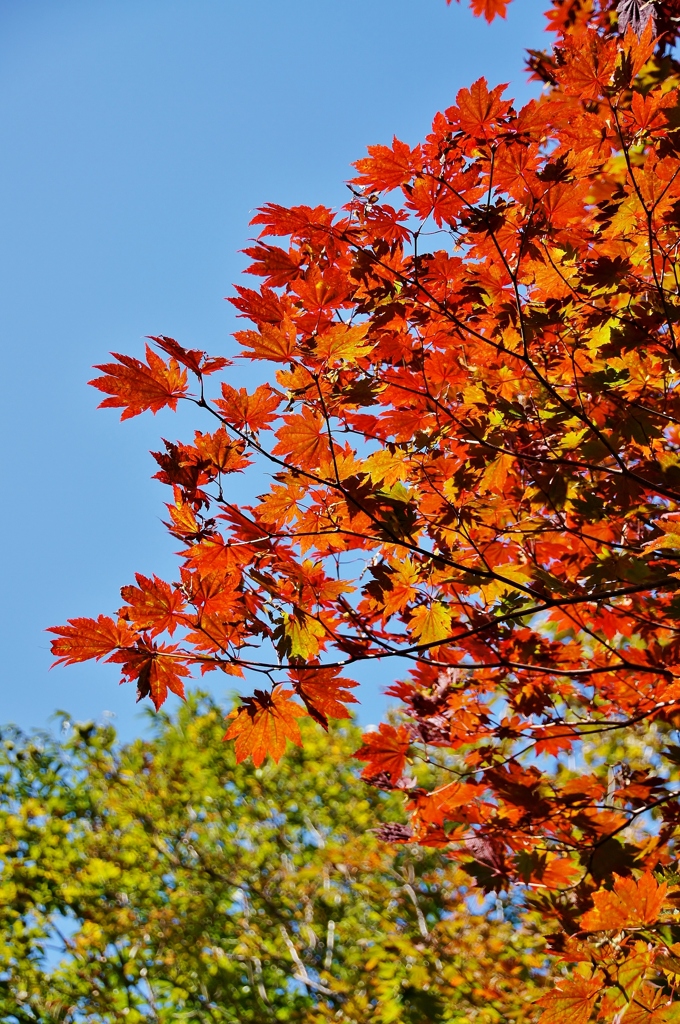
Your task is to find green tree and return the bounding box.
[0,695,547,1023]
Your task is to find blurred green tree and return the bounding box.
[0,694,547,1023]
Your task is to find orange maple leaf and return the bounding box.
[535,975,602,1024]
[416,781,482,826]
[223,687,307,766]
[273,407,328,470]
[354,723,411,783]
[469,0,508,22]
[250,202,333,239]
[119,573,186,637]
[313,323,371,366]
[165,486,200,539]
[478,452,514,494]
[538,857,582,890]
[257,480,305,527]
[622,19,658,81]
[242,241,303,289]
[446,0,512,17]
[48,615,136,665]
[450,77,511,139]
[290,266,350,312]
[193,428,251,475]
[618,981,676,1024]
[234,317,298,362]
[90,344,188,420]
[215,383,282,432]
[581,872,667,932]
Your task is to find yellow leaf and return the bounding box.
[479,562,533,603]
[586,319,614,352]
[284,612,326,661]
[314,323,371,365]
[478,453,514,494]
[657,953,680,977]
[462,384,486,405]
[442,477,459,502]
[492,365,520,401]
[409,602,452,646]
[364,448,410,488]
[560,428,588,451]
[644,515,680,554]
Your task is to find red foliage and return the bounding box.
[52,2,680,1016]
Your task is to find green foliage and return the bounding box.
[0,694,547,1022]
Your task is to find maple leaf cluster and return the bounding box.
[50,0,680,1017]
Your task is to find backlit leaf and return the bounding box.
[224,687,307,766]
[409,602,453,647]
[535,975,602,1024]
[119,574,186,637]
[581,873,667,932]
[292,667,359,727]
[48,616,136,666]
[354,724,411,783]
[216,383,282,432]
[470,0,509,23]
[90,344,188,420]
[272,407,328,470]
[109,643,190,710]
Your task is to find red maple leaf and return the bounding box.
[469,0,509,22]
[292,667,359,728]
[353,137,422,193]
[148,335,230,376]
[119,573,186,637]
[90,344,188,420]
[449,78,511,139]
[109,641,190,710]
[354,723,411,783]
[48,615,136,665]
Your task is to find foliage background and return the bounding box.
[0,696,548,1021]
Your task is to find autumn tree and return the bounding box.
[49,0,680,1017]
[0,696,548,1022]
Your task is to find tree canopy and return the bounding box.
[0,696,547,1022]
[47,0,680,1017]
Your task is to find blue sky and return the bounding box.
[1,0,548,739]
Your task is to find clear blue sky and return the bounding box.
[1,0,548,739]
